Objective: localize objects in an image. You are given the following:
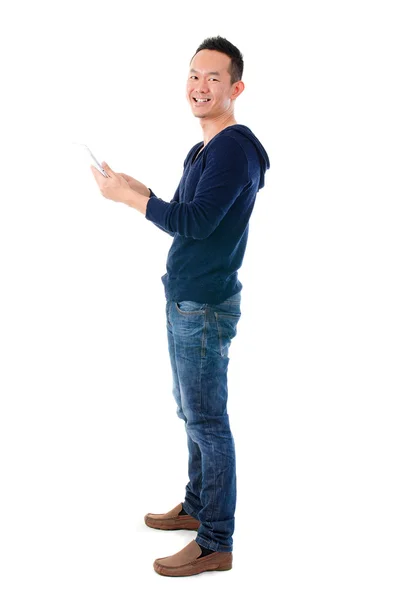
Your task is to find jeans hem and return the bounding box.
[195,534,233,553]
[182,499,201,521]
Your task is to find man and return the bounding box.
[91,36,270,577]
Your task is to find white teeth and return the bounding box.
[194,98,210,103]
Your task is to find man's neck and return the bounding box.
[200,116,237,146]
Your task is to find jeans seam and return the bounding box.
[214,313,223,356]
[199,308,216,526]
[201,308,208,358]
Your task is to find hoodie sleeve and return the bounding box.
[145,137,249,240]
[147,184,180,237]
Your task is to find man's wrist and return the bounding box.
[125,188,150,216]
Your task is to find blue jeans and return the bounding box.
[165,290,242,553]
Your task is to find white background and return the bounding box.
[1,0,396,598]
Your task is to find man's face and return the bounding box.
[186,49,238,119]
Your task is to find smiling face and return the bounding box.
[186,49,243,120]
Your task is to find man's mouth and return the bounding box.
[193,97,211,103]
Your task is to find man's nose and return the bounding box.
[196,80,209,93]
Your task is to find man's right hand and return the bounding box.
[117,173,151,198]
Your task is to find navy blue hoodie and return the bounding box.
[145,124,270,304]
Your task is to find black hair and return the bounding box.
[190,36,244,85]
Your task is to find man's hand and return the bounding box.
[117,172,151,197]
[90,161,132,205]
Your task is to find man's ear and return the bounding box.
[232,81,245,100]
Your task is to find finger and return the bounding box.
[90,165,103,184]
[101,161,113,177]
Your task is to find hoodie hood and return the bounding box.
[220,124,270,190]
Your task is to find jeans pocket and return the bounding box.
[214,300,241,357]
[215,312,240,358]
[175,300,207,315]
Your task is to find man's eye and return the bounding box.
[189,76,218,81]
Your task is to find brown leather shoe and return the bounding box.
[153,540,232,577]
[144,503,200,531]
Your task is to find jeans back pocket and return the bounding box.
[175,300,207,314]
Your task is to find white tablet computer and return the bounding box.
[73,143,109,177]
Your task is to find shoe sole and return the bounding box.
[154,558,232,576]
[144,516,200,531]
